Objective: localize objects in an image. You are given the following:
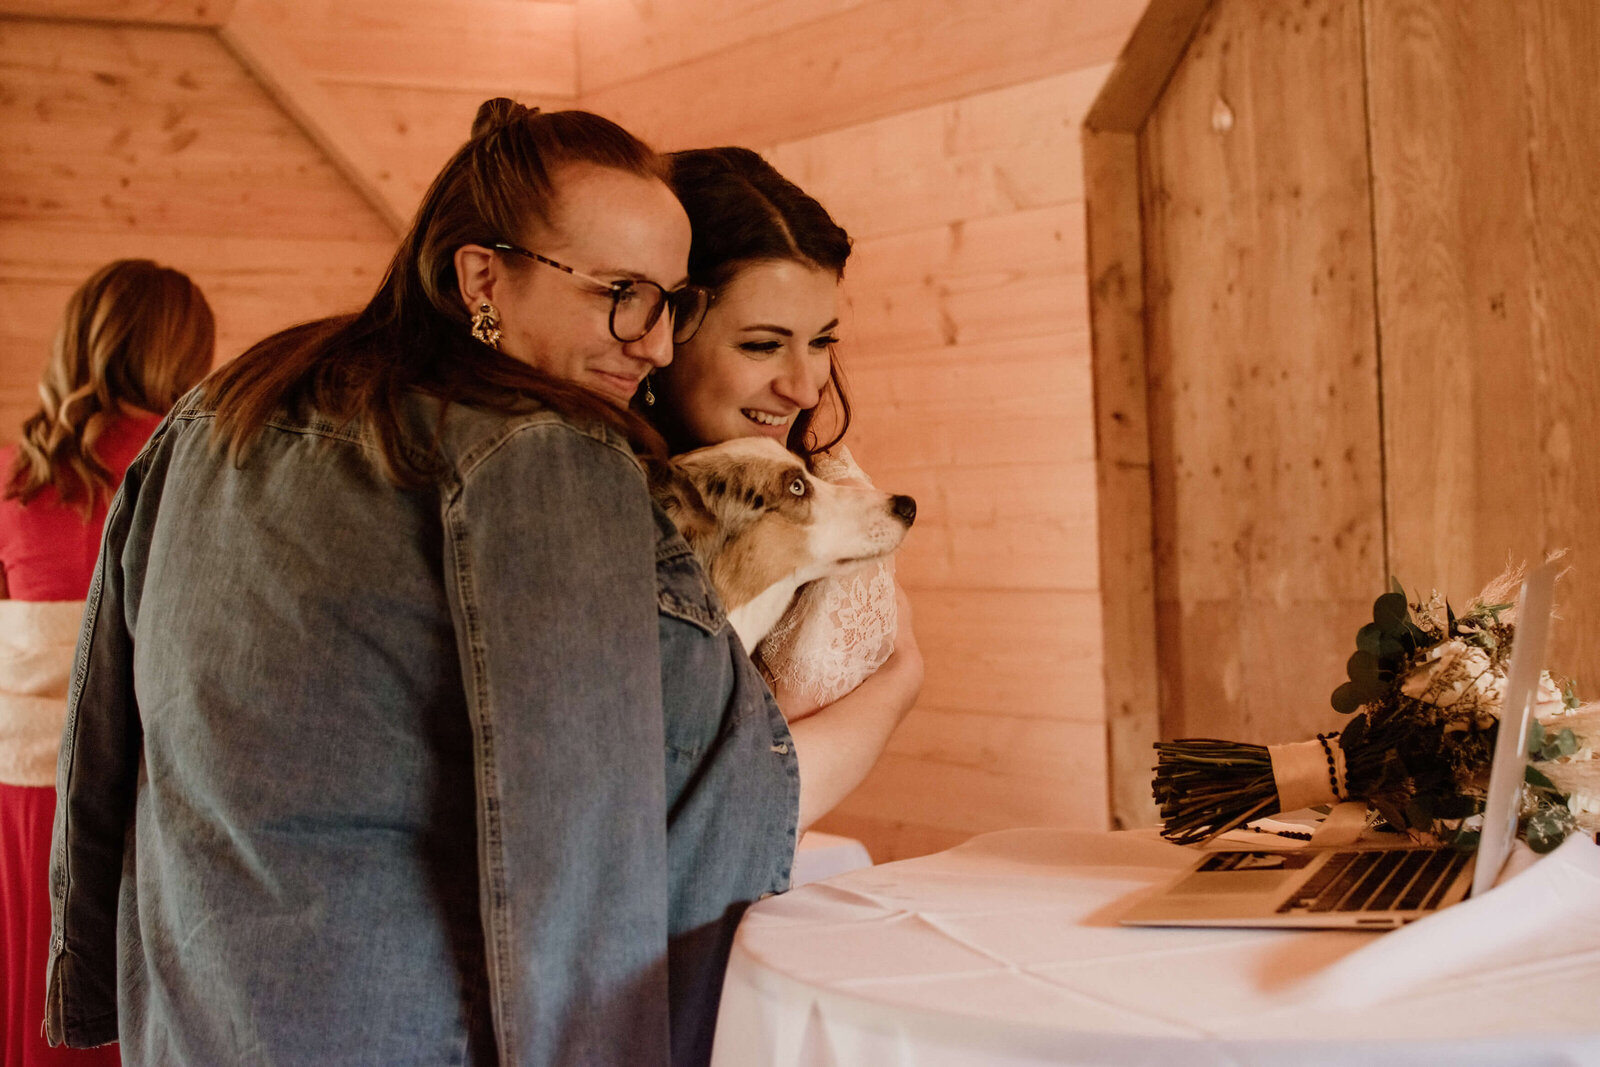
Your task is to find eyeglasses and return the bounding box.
[491,242,711,344]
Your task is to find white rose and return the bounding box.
[1400,640,1501,709]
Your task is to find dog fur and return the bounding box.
[649,437,916,650]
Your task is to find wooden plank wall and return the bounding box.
[1089,0,1600,821]
[230,0,578,208]
[1139,0,1382,748]
[1368,0,1600,698]
[579,0,1149,860]
[0,17,395,439]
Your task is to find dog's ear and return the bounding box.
[646,457,718,550]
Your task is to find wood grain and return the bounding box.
[0,20,392,443]
[229,0,576,96]
[1083,127,1161,828]
[580,0,1144,150]
[821,736,1109,841]
[763,66,1107,241]
[317,83,578,208]
[0,0,233,25]
[1371,0,1600,693]
[1139,0,1384,744]
[908,589,1106,722]
[1084,0,1213,133]
[220,10,411,231]
[0,20,398,243]
[577,0,869,94]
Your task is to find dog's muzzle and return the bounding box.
[890,494,917,526]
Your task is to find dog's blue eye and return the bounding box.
[788,477,806,497]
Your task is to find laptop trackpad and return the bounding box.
[1170,869,1296,894]
[1168,850,1318,894]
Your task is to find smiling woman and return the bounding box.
[451,163,707,408]
[658,258,839,447]
[649,146,923,835]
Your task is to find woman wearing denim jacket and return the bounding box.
[46,102,797,1066]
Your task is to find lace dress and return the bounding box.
[754,447,899,712]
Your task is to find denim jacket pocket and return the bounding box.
[652,508,743,766]
[653,514,725,637]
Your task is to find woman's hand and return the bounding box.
[785,585,923,832]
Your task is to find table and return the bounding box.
[711,828,1600,1066]
[792,831,873,887]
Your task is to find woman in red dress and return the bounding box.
[0,259,213,1066]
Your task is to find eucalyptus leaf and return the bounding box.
[1553,728,1579,757]
[1331,681,1364,714]
[1525,764,1560,792]
[1356,623,1384,655]
[1347,650,1382,687]
[1524,812,1569,853]
[1527,720,1547,757]
[1373,592,1409,633]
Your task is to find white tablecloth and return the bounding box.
[792,831,873,887]
[711,828,1600,1066]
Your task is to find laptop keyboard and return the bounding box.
[1276,848,1471,914]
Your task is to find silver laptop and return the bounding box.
[1120,560,1556,930]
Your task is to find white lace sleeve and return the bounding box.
[754,447,899,709]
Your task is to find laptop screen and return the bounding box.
[1471,560,1557,897]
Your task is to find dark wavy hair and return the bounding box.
[6,259,213,512]
[204,101,670,481]
[664,147,853,460]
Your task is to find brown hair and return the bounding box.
[5,258,214,511]
[204,102,671,481]
[665,146,853,460]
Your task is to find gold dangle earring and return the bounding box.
[643,373,656,406]
[470,302,502,349]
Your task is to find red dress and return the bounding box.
[1,411,158,1067]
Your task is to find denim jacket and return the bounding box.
[46,391,798,1066]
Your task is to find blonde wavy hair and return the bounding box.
[5,259,214,511]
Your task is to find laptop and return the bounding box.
[1120,560,1556,930]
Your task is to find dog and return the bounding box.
[649,436,916,651]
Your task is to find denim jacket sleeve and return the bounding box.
[442,418,671,1066]
[46,438,149,1048]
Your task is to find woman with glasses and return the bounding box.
[47,102,796,1067]
[2,258,213,1067]
[645,147,924,835]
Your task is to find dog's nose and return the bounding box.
[890,494,917,526]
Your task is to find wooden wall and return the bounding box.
[1368,0,1600,700]
[579,0,1148,860]
[0,0,581,435]
[1087,0,1600,826]
[0,15,395,439]
[1140,0,1381,747]
[224,0,578,213]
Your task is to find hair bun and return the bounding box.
[470,98,540,139]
